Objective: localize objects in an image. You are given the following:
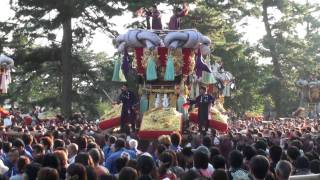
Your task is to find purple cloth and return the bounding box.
[151,10,162,30]
[121,49,130,75]
[195,51,211,77]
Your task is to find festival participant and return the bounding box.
[105,138,136,174]
[188,86,214,135]
[114,84,137,135]
[146,5,162,30]
[168,3,189,30]
[4,148,19,178]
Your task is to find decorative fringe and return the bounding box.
[112,58,126,82]
[146,56,157,81]
[122,48,130,76]
[164,55,175,81]
[140,94,149,115]
[177,94,188,121]
[202,57,217,84]
[135,48,144,75]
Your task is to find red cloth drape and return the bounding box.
[182,48,192,75]
[158,47,168,67]
[135,48,144,75]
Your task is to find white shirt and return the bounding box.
[68,154,77,164]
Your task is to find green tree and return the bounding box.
[181,2,266,115]
[9,0,127,117]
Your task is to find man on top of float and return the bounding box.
[114,84,137,135]
[188,86,214,135]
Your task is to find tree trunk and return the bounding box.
[262,2,284,116]
[61,17,73,119]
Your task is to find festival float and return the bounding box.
[99,29,234,138]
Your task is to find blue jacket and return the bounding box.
[105,148,136,174]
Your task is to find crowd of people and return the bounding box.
[0,116,319,180]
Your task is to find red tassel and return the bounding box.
[182,48,192,75]
[135,48,144,75]
[158,47,168,67]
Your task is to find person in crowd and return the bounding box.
[169,132,182,153]
[158,152,177,180]
[53,139,65,150]
[188,86,214,135]
[37,167,59,180]
[76,136,88,153]
[228,150,249,180]
[32,144,45,164]
[103,135,116,159]
[114,84,137,135]
[66,163,87,180]
[249,155,270,180]
[269,145,282,173]
[53,150,68,179]
[242,145,257,170]
[67,143,78,164]
[146,5,162,30]
[1,142,12,167]
[40,137,53,154]
[21,134,33,155]
[105,138,136,174]
[119,167,138,180]
[310,159,320,174]
[275,160,292,180]
[192,146,214,178]
[12,139,32,160]
[89,148,109,176]
[137,153,155,180]
[9,156,30,180]
[4,148,19,178]
[75,152,93,167]
[166,150,184,178]
[294,156,311,175]
[168,3,189,30]
[212,169,229,180]
[24,163,41,180]
[212,155,226,170]
[129,139,141,155]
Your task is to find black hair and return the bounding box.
[250,155,270,179]
[212,155,226,169]
[137,155,155,175]
[42,154,60,169]
[89,148,101,164]
[22,134,33,146]
[116,157,128,173]
[158,152,173,176]
[170,132,181,146]
[53,139,65,150]
[25,163,42,180]
[86,166,98,180]
[13,138,25,148]
[119,167,138,180]
[296,156,310,170]
[254,140,267,151]
[212,169,229,180]
[287,146,300,161]
[242,145,256,161]
[193,151,209,169]
[181,169,200,180]
[229,150,243,169]
[115,138,125,150]
[269,145,282,163]
[76,136,88,151]
[310,159,320,174]
[2,142,12,153]
[202,136,212,149]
